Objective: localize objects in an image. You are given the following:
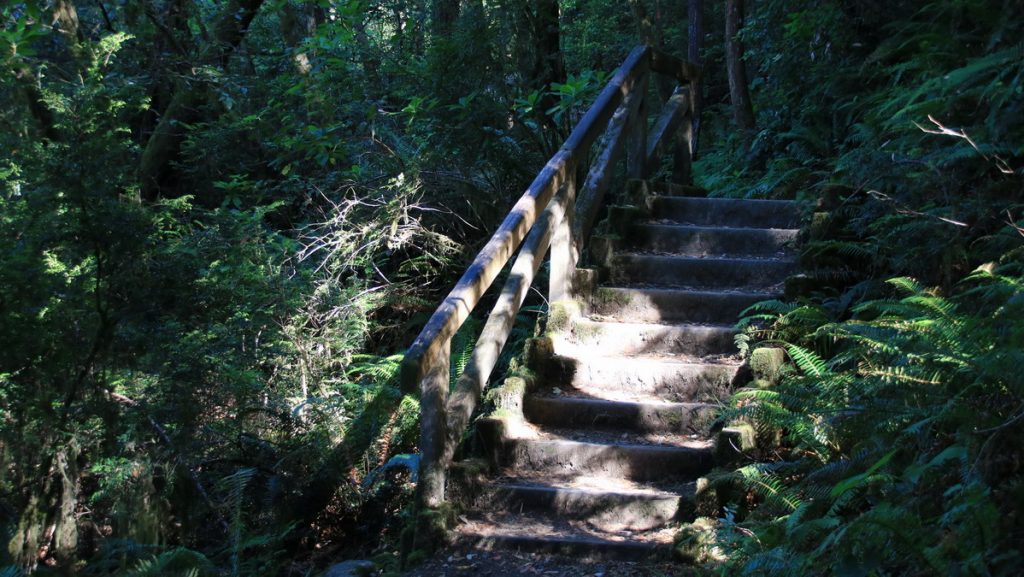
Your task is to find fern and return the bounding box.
[125,548,214,577]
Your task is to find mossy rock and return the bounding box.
[809,211,832,241]
[674,517,726,564]
[546,300,581,335]
[716,423,756,465]
[749,347,786,389]
[784,273,815,300]
[484,377,527,419]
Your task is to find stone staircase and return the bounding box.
[449,183,801,560]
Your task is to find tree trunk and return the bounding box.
[12,65,60,141]
[281,1,322,75]
[432,0,460,39]
[688,0,703,157]
[531,0,564,116]
[139,0,266,201]
[53,0,87,63]
[628,0,672,101]
[725,0,755,141]
[12,0,87,141]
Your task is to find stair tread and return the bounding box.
[552,350,742,366]
[508,419,713,449]
[651,195,801,207]
[492,473,695,498]
[639,221,800,232]
[641,219,800,232]
[528,392,715,410]
[613,281,786,292]
[617,251,797,263]
[531,385,720,405]
[647,196,803,229]
[570,317,736,330]
[597,285,780,297]
[454,510,676,547]
[553,318,737,357]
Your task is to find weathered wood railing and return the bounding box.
[400,45,701,508]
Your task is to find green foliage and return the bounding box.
[719,265,1024,575]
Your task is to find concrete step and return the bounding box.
[650,196,801,229]
[627,223,798,258]
[588,286,776,324]
[611,254,796,290]
[502,437,714,482]
[453,511,673,560]
[524,395,717,435]
[546,354,741,403]
[554,318,737,357]
[486,478,695,532]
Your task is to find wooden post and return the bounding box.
[673,101,694,185]
[627,73,650,180]
[417,341,451,508]
[549,173,577,303]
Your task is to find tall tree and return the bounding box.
[530,0,565,120]
[138,0,266,201]
[725,0,755,140]
[628,0,672,101]
[432,0,460,39]
[688,0,703,156]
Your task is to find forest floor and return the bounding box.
[400,547,697,577]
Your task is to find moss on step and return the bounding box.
[605,206,645,237]
[484,376,527,420]
[573,267,599,301]
[569,318,604,343]
[546,300,582,334]
[593,287,633,307]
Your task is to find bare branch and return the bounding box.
[914,114,1014,175]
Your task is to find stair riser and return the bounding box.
[503,439,714,482]
[548,356,739,402]
[589,288,773,324]
[628,224,798,257]
[458,534,669,561]
[556,321,736,357]
[652,197,800,229]
[612,255,796,289]
[524,397,718,435]
[487,485,692,532]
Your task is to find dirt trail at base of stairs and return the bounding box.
[401,548,699,577]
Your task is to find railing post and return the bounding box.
[673,94,694,185]
[416,342,450,508]
[627,72,650,179]
[549,172,577,303]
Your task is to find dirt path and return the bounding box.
[401,547,697,577]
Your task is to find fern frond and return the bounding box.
[786,344,829,377]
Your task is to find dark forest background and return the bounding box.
[1,0,1022,575]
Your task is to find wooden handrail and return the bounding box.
[401,46,701,508]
